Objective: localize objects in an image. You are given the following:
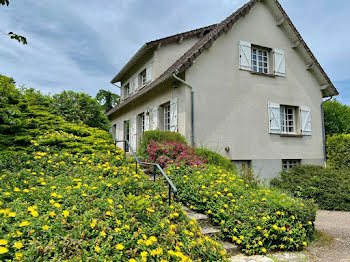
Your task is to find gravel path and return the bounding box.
[306,210,350,262]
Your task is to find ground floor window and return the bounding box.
[123,120,130,152]
[164,104,170,131]
[282,159,301,170]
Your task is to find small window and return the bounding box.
[123,83,130,98]
[164,104,170,131]
[280,106,295,134]
[140,113,145,134]
[282,159,301,170]
[139,69,147,87]
[252,48,269,74]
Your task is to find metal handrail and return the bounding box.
[115,140,177,205]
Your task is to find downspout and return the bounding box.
[321,96,333,167]
[172,73,195,146]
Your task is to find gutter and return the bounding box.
[172,73,195,146]
[321,96,333,167]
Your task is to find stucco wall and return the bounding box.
[184,2,325,178]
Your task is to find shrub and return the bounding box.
[194,148,236,171]
[168,164,317,255]
[147,141,206,168]
[323,99,350,136]
[327,134,350,169]
[0,151,227,261]
[138,130,187,156]
[271,165,350,211]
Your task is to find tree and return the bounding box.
[53,91,110,131]
[1,0,27,45]
[95,89,120,113]
[324,99,350,136]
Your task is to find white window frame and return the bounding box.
[251,47,269,74]
[139,69,147,87]
[280,106,296,134]
[282,159,301,170]
[123,83,130,99]
[164,104,170,131]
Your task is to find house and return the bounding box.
[107,0,338,180]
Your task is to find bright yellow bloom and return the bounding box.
[49,211,56,217]
[129,259,137,262]
[31,211,39,217]
[13,242,24,249]
[94,246,100,253]
[42,225,50,230]
[107,199,113,204]
[8,212,16,217]
[0,247,9,254]
[100,231,106,237]
[19,221,30,227]
[62,210,69,218]
[0,239,8,245]
[115,244,124,250]
[262,248,267,253]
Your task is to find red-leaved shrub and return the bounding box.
[147,141,206,168]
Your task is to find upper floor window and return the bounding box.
[123,83,130,99]
[280,106,295,134]
[252,48,269,74]
[138,65,152,88]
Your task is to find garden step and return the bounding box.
[201,226,221,237]
[221,241,239,256]
[186,211,210,226]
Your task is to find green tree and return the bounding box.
[1,0,27,44]
[324,99,350,136]
[53,90,110,131]
[95,89,120,113]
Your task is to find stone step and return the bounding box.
[221,241,239,256]
[187,211,211,227]
[201,226,221,237]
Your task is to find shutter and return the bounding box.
[146,65,152,83]
[144,113,150,131]
[273,49,286,77]
[268,102,281,134]
[152,106,158,130]
[301,106,312,136]
[170,98,178,132]
[131,116,137,150]
[133,76,138,91]
[239,41,252,71]
[120,87,124,100]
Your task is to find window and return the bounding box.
[164,104,170,131]
[123,83,130,98]
[123,120,130,152]
[139,69,147,87]
[140,113,145,134]
[282,159,301,170]
[252,48,268,74]
[280,106,295,134]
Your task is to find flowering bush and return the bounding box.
[0,150,227,261]
[168,165,317,255]
[147,141,206,169]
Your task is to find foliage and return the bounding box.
[147,141,206,169]
[168,165,317,255]
[138,130,187,157]
[194,148,236,171]
[95,89,120,113]
[52,90,110,131]
[327,134,350,169]
[1,1,27,45]
[324,99,350,136]
[0,150,227,261]
[0,75,114,154]
[271,165,350,211]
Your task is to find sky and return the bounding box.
[0,0,349,104]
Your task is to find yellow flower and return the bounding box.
[0,239,8,245]
[54,203,61,208]
[15,252,23,260]
[42,225,50,230]
[13,242,24,249]
[115,244,124,250]
[129,259,137,262]
[8,212,16,217]
[19,221,30,227]
[100,231,106,237]
[262,248,267,253]
[94,246,100,253]
[49,211,56,217]
[107,199,113,204]
[0,247,9,254]
[62,210,69,218]
[256,226,262,230]
[141,251,148,257]
[303,241,307,246]
[31,211,39,217]
[27,205,37,212]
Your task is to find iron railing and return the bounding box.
[115,140,177,205]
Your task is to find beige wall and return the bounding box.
[184,2,324,178]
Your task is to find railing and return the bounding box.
[115,140,177,205]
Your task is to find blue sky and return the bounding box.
[0,0,349,104]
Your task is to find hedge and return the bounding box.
[194,148,236,171]
[138,130,187,156]
[327,134,350,169]
[271,165,350,211]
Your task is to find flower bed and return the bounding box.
[147,141,206,169]
[0,150,227,261]
[168,165,317,255]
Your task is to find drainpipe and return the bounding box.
[321,96,333,167]
[172,73,195,146]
